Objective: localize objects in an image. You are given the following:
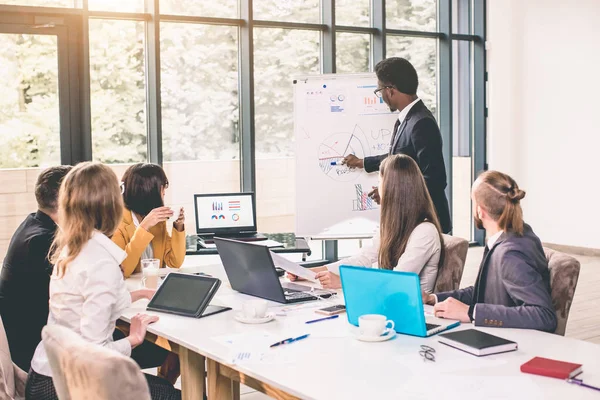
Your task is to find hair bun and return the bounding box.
[507,186,526,202]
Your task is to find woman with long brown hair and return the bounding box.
[26,162,180,400]
[290,154,444,291]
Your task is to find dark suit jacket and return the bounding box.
[363,100,452,233]
[0,211,56,371]
[437,224,557,333]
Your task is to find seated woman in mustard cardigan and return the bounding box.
[113,163,186,278]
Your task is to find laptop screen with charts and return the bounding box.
[214,237,334,304]
[194,192,257,235]
[340,266,460,338]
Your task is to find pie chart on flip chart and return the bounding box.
[318,127,369,182]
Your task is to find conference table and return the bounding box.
[121,257,600,400]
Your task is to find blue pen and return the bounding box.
[305,315,339,324]
[567,378,600,392]
[270,334,310,348]
[330,161,340,166]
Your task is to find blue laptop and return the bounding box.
[340,265,460,337]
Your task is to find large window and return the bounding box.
[387,0,437,31]
[254,0,320,23]
[0,0,487,263]
[336,0,370,27]
[336,33,371,73]
[254,28,320,158]
[160,23,240,163]
[0,33,60,168]
[254,28,320,232]
[89,19,146,163]
[386,36,438,116]
[88,0,143,12]
[160,0,239,18]
[160,23,241,231]
[0,0,73,6]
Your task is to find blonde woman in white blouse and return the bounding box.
[290,154,444,293]
[26,162,180,400]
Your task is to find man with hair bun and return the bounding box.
[422,170,557,332]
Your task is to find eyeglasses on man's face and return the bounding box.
[374,86,394,98]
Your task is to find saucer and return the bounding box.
[355,330,396,342]
[234,312,275,324]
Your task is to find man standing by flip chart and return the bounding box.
[343,57,452,234]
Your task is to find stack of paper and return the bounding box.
[270,251,318,283]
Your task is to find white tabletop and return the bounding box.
[123,257,600,400]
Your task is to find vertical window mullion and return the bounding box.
[240,0,256,192]
[438,0,453,231]
[373,0,385,61]
[145,0,162,164]
[473,0,486,244]
[322,0,335,73]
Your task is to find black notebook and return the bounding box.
[438,329,518,356]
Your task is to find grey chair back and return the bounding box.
[544,248,581,336]
[0,316,26,400]
[433,235,469,293]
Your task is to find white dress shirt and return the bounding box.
[487,230,504,249]
[132,211,154,260]
[397,97,421,130]
[327,222,441,292]
[31,231,132,377]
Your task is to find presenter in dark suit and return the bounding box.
[343,57,452,233]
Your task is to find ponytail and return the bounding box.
[474,171,527,236]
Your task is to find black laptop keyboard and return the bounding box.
[426,323,441,331]
[284,291,315,300]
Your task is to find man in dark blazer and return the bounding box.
[425,171,557,333]
[343,57,452,233]
[0,165,71,371]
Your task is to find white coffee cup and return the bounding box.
[358,314,395,337]
[141,258,160,289]
[242,299,268,319]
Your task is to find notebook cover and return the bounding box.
[438,329,516,349]
[520,357,583,379]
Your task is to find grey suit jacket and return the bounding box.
[436,224,557,333]
[363,101,451,234]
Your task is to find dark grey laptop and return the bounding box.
[214,237,333,304]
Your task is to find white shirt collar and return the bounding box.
[131,211,141,227]
[397,97,421,125]
[131,211,154,260]
[487,230,504,249]
[91,231,127,264]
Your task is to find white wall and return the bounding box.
[487,0,600,249]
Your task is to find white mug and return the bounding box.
[358,314,395,337]
[242,299,268,319]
